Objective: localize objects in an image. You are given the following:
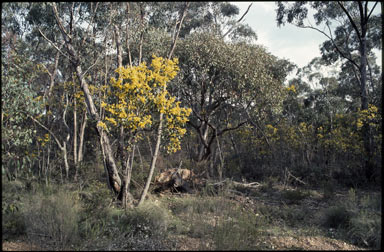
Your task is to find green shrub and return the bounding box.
[2,179,27,238]
[282,189,309,204]
[322,205,353,229]
[79,180,113,211]
[2,202,26,239]
[348,212,381,249]
[120,201,170,238]
[213,210,263,250]
[345,193,381,249]
[23,189,81,248]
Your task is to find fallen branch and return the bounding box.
[284,167,306,186]
[209,179,262,189]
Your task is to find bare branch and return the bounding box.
[38,29,71,61]
[28,115,63,150]
[367,1,378,20]
[168,2,190,60]
[337,1,362,42]
[297,24,359,69]
[51,2,72,42]
[222,3,253,38]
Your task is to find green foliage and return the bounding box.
[79,180,113,212]
[1,40,44,179]
[23,189,81,248]
[348,210,381,249]
[121,201,170,238]
[282,189,310,204]
[322,205,353,229]
[213,210,262,250]
[2,178,27,238]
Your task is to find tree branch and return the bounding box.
[51,3,72,43]
[297,24,360,69]
[38,29,71,61]
[28,115,63,150]
[168,2,190,60]
[222,3,253,38]
[337,1,362,42]
[366,1,378,20]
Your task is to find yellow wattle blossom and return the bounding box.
[101,55,190,153]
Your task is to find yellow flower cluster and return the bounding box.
[37,133,50,147]
[286,84,296,93]
[356,104,380,129]
[102,55,191,153]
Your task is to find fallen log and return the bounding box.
[153,168,194,193]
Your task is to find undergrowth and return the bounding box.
[2,176,381,250]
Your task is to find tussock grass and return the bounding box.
[23,189,81,249]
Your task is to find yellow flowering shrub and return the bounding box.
[101,55,191,153]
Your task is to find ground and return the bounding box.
[2,181,378,251]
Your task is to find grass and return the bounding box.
[2,176,381,250]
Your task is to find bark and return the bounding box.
[197,121,210,161]
[122,145,135,209]
[138,113,164,205]
[125,2,133,67]
[73,90,78,181]
[51,2,122,194]
[359,15,373,181]
[77,110,87,163]
[62,94,71,179]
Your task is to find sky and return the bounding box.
[231,2,382,69]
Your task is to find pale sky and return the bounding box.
[231,2,382,69]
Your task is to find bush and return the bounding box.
[120,201,170,238]
[213,209,263,250]
[346,193,381,249]
[23,189,81,248]
[282,189,309,204]
[322,205,353,229]
[2,178,27,238]
[348,212,381,249]
[2,202,26,239]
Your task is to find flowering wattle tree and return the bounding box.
[100,55,191,206]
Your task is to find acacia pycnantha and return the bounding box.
[99,55,191,153]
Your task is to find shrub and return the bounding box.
[322,205,353,229]
[2,179,27,238]
[213,210,263,250]
[348,212,381,249]
[23,189,81,248]
[346,193,381,249]
[282,189,309,204]
[2,202,26,239]
[120,201,170,238]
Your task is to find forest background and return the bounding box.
[2,2,382,250]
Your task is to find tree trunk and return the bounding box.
[73,95,78,181]
[360,31,373,181]
[77,110,87,163]
[198,122,210,161]
[122,145,135,209]
[138,113,164,206]
[51,1,122,193]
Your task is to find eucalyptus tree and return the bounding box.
[173,33,289,177]
[1,35,43,180]
[276,1,382,181]
[2,3,58,181]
